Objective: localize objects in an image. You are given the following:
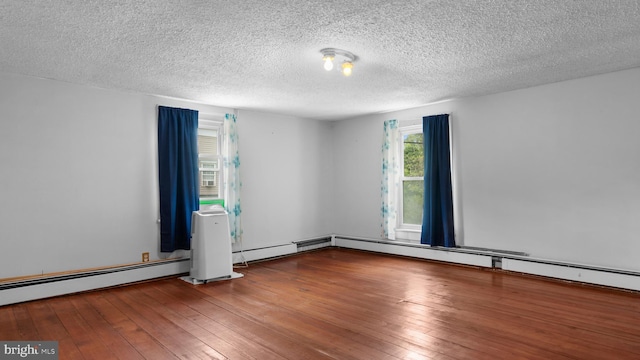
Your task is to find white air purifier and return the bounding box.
[181,206,243,284]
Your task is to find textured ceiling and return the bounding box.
[2,1,640,120]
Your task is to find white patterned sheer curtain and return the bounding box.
[381,119,400,240]
[223,113,242,243]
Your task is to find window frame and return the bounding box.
[198,117,224,207]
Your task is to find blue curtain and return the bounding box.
[421,114,455,247]
[158,106,199,252]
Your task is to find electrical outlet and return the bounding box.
[142,252,150,262]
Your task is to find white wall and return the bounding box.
[332,67,640,272]
[0,73,231,279]
[0,73,334,280]
[331,101,455,239]
[3,66,639,282]
[234,110,334,251]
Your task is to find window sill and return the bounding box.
[394,228,421,243]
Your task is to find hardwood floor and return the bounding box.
[1,248,639,359]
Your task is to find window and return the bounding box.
[399,125,423,228]
[198,120,224,208]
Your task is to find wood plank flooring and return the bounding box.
[1,248,639,359]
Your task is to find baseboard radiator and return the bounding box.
[0,258,190,306]
[500,257,640,292]
[293,236,333,252]
[231,237,332,264]
[232,243,297,264]
[4,236,638,306]
[333,235,495,268]
[333,235,640,292]
[1,241,307,306]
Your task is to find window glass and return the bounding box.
[401,131,424,226]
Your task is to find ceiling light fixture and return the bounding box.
[320,48,357,77]
[341,61,353,77]
[322,53,335,71]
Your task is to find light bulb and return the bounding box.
[341,61,353,76]
[323,55,334,71]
